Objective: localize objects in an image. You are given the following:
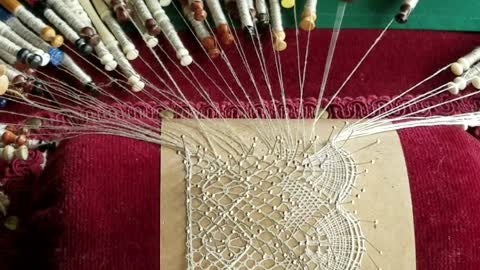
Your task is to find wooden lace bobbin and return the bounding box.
[254,0,269,32]
[300,7,317,31]
[47,0,99,47]
[95,0,139,60]
[131,11,159,48]
[0,0,65,47]
[447,62,480,94]
[0,21,51,66]
[43,8,93,55]
[395,0,419,24]
[130,0,161,36]
[145,0,193,66]
[0,10,64,67]
[181,4,220,58]
[0,36,43,69]
[236,0,255,38]
[109,0,133,23]
[80,0,144,91]
[188,0,206,21]
[269,0,286,51]
[451,47,480,76]
[202,0,233,45]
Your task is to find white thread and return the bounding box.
[146,1,193,66]
[5,17,51,52]
[0,35,23,58]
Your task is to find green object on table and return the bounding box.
[166,0,480,32]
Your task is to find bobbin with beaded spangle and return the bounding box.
[130,0,161,36]
[203,0,234,45]
[269,0,286,51]
[182,3,220,58]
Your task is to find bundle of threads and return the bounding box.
[0,0,425,97]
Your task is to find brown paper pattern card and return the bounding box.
[161,119,415,270]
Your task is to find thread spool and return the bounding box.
[94,0,139,60]
[395,0,419,24]
[451,47,480,76]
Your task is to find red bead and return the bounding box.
[2,130,17,145]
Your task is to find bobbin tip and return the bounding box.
[41,27,56,41]
[450,62,464,76]
[85,82,99,95]
[15,145,28,161]
[453,77,467,91]
[28,54,43,69]
[146,37,159,48]
[3,145,14,161]
[132,81,145,92]
[75,38,93,55]
[447,82,460,95]
[125,49,139,61]
[472,76,480,90]
[0,75,9,95]
[273,40,287,52]
[180,55,193,67]
[300,16,316,31]
[159,0,171,6]
[40,53,51,66]
[32,81,44,95]
[51,35,64,48]
[281,0,294,8]
[105,60,118,71]
[394,13,408,24]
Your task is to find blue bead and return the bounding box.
[0,99,7,108]
[0,7,13,22]
[48,48,64,66]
